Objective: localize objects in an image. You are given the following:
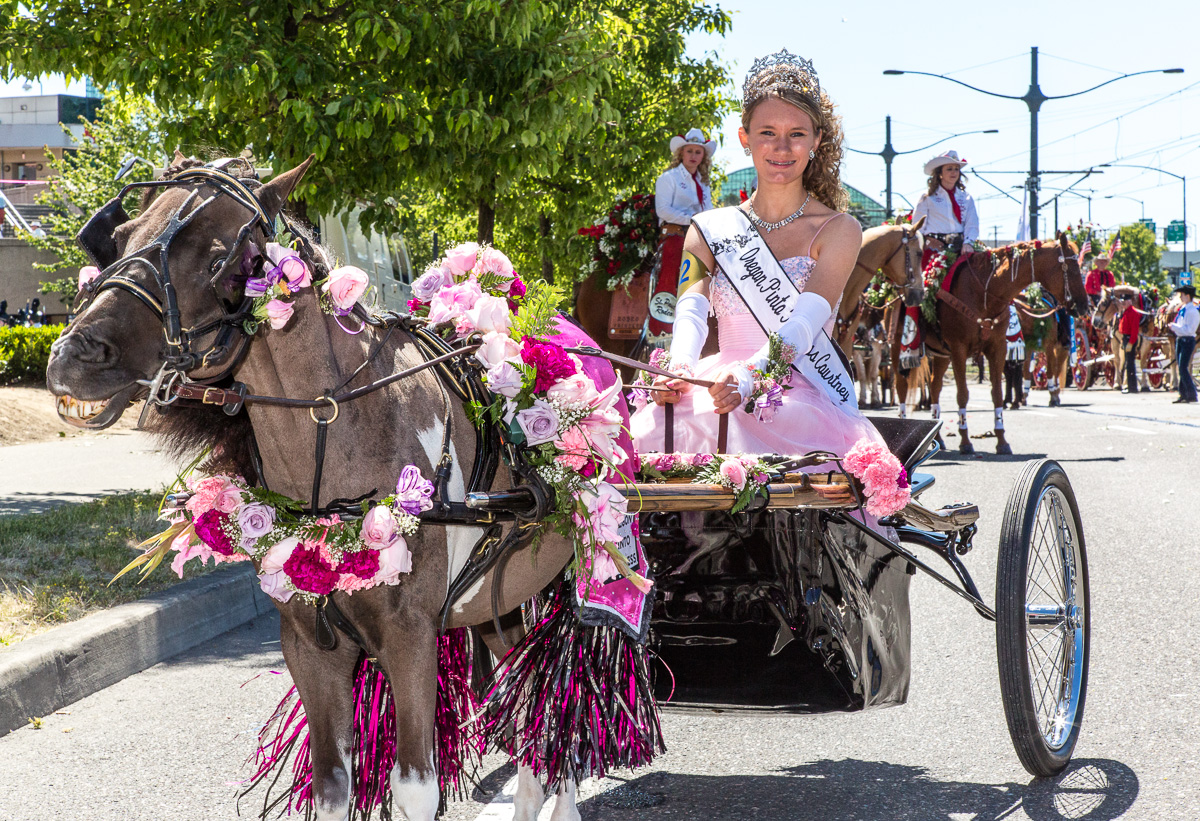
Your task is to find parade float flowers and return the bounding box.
[843,439,911,517]
[636,452,773,514]
[577,194,659,291]
[118,466,435,604]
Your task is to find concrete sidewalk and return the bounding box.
[0,429,181,515]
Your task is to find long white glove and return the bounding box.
[669,291,710,370]
[740,291,833,398]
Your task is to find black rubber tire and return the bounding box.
[996,459,1090,777]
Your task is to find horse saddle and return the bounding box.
[606,272,651,339]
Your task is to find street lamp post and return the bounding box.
[1100,163,1187,272]
[845,115,998,218]
[885,48,1183,239]
[1104,194,1145,221]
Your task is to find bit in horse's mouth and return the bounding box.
[54,383,144,430]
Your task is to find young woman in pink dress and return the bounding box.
[631,51,886,461]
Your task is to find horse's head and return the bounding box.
[46,156,313,429]
[1051,233,1088,318]
[866,217,925,306]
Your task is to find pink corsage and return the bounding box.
[843,438,911,517]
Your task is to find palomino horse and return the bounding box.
[45,158,589,821]
[575,219,926,379]
[1092,284,1158,391]
[925,236,1086,454]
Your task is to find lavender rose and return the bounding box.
[412,267,450,302]
[515,400,561,446]
[237,502,275,547]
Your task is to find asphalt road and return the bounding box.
[0,381,1196,821]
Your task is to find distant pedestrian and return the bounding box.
[1169,284,1198,404]
[1118,293,1143,394]
[29,220,46,238]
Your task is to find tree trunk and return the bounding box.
[539,212,554,282]
[477,199,495,245]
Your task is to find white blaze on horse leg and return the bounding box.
[930,403,940,420]
[512,762,547,821]
[994,407,1004,431]
[415,423,484,589]
[391,755,439,821]
[548,778,581,821]
[957,408,968,430]
[897,403,907,419]
[313,742,352,821]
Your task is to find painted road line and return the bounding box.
[1108,425,1154,435]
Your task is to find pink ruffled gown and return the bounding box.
[631,256,886,459]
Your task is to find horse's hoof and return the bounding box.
[996,442,1013,455]
[959,439,974,455]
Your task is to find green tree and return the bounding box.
[1109,222,1168,290]
[24,94,166,306]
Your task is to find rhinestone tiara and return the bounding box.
[742,49,821,109]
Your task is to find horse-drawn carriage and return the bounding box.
[46,158,1091,820]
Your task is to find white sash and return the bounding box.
[693,208,858,410]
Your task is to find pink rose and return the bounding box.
[485,361,524,398]
[213,482,244,514]
[478,247,515,288]
[170,530,212,577]
[78,266,101,290]
[360,505,398,550]
[425,280,483,325]
[265,243,312,289]
[720,458,748,490]
[260,536,300,574]
[475,331,522,369]
[374,536,413,585]
[464,294,512,335]
[444,242,480,277]
[257,570,296,603]
[265,298,294,330]
[322,266,370,310]
[516,400,561,445]
[545,373,599,407]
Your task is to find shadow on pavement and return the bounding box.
[575,757,1138,821]
[0,490,152,516]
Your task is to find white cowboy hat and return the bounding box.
[924,150,968,176]
[670,128,717,157]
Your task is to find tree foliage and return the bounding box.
[1109,222,1168,290]
[25,94,166,304]
[2,0,733,285]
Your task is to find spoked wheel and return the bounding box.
[996,459,1089,777]
[1071,327,1091,390]
[1031,352,1048,389]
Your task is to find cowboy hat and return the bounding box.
[670,128,717,157]
[1173,284,1196,297]
[924,150,968,177]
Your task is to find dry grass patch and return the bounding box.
[0,492,215,647]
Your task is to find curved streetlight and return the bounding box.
[846,116,998,217]
[885,49,1183,238]
[1100,162,1188,271]
[1104,194,1145,221]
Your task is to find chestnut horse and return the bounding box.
[45,158,587,821]
[924,236,1085,454]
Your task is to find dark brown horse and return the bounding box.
[44,158,585,821]
[924,236,1086,454]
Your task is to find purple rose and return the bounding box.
[395,464,434,516]
[653,453,677,471]
[690,453,714,468]
[520,337,577,393]
[237,502,275,547]
[515,400,560,446]
[193,509,236,556]
[257,570,295,603]
[412,268,451,302]
[486,360,524,398]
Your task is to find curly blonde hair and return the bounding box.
[667,148,713,185]
[742,87,849,212]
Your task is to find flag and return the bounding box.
[1080,239,1092,256]
[1015,186,1030,241]
[1111,236,1122,255]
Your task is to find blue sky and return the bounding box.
[5,1,1198,244]
[686,0,1200,244]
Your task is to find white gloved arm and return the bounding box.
[742,291,833,396]
[669,291,710,370]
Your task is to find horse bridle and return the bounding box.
[854,225,922,305]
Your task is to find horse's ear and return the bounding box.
[911,215,927,232]
[258,155,315,221]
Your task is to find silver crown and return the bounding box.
[742,49,821,109]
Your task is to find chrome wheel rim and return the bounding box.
[1025,485,1085,751]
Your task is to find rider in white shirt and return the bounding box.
[911,150,979,255]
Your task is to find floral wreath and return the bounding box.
[864,273,898,309]
[577,194,659,291]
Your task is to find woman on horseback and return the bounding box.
[650,128,716,338]
[630,49,886,460]
[911,151,979,256]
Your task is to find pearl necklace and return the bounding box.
[747,192,811,233]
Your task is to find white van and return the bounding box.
[318,208,414,313]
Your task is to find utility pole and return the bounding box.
[885,50,1182,239]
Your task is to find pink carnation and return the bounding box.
[193,509,236,556]
[185,475,229,516]
[282,544,339,595]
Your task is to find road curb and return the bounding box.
[0,563,273,737]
